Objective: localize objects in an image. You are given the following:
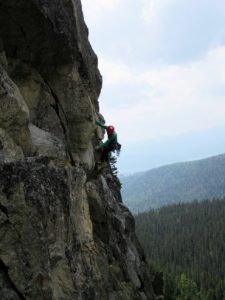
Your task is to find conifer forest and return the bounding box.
[135,198,225,300]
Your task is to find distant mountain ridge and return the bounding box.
[121,154,225,213]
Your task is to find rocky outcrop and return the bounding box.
[0,0,156,299]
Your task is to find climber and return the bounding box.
[95,120,120,164]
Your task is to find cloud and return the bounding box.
[82,0,120,10]
[140,0,172,25]
[99,58,138,85]
[82,0,121,22]
[82,0,225,65]
[99,46,225,143]
[138,0,225,63]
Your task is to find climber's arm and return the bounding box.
[96,120,108,130]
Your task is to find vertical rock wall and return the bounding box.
[0,1,156,299]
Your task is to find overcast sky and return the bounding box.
[81,0,225,174]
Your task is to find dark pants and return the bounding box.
[101,145,115,162]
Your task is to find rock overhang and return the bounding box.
[0,0,102,167]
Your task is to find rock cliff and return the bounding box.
[0,1,156,299]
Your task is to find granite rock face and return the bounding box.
[0,1,156,299]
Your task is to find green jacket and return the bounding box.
[96,120,118,149]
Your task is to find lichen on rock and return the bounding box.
[0,64,32,156]
[0,0,156,299]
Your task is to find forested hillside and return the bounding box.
[135,199,225,300]
[121,154,225,213]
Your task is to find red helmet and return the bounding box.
[107,125,115,135]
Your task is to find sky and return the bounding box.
[81,0,225,174]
